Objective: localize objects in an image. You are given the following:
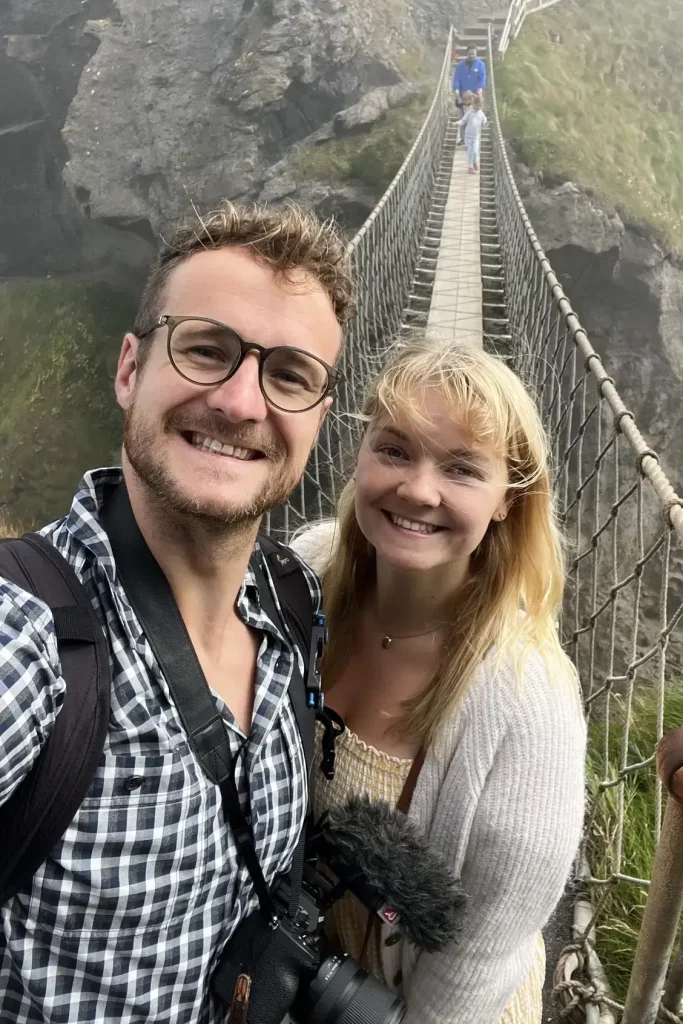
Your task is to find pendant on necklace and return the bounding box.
[382,635,392,649]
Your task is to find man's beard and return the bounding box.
[123,400,304,531]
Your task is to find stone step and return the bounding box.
[453,37,489,50]
[453,10,507,53]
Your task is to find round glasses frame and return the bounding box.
[138,314,339,413]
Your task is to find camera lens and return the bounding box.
[298,952,406,1024]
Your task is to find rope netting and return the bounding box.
[264,29,455,539]
[488,28,683,1022]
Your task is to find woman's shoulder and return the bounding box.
[288,519,338,575]
[426,646,586,818]
[449,644,586,750]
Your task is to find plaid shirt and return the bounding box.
[0,468,319,1024]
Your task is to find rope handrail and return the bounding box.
[346,27,454,256]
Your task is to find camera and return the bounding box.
[213,842,406,1024]
[213,797,466,1024]
[271,858,406,1024]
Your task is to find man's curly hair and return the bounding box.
[133,200,355,347]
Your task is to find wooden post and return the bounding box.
[622,727,683,1024]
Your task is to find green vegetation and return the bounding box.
[586,687,683,1000]
[294,95,431,197]
[0,278,136,530]
[497,0,683,252]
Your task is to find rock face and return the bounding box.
[0,0,473,283]
[0,0,157,282]
[61,0,450,234]
[514,164,683,491]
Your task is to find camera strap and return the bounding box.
[249,556,312,917]
[101,483,311,922]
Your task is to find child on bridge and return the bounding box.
[459,94,488,174]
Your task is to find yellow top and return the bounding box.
[312,721,412,980]
[311,721,546,1023]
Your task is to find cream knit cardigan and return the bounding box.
[291,522,587,1024]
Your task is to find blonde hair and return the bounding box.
[321,336,572,746]
[134,200,355,343]
[472,95,483,110]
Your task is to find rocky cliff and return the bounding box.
[514,163,683,496]
[0,0,464,284]
[0,0,154,283]
[511,160,683,674]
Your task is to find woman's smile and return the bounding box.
[381,510,448,537]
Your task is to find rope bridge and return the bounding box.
[267,21,683,1023]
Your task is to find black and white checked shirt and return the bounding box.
[0,468,319,1024]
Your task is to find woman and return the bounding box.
[291,338,586,1024]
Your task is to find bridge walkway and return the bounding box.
[425,121,484,347]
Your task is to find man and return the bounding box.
[453,44,487,115]
[0,201,354,1023]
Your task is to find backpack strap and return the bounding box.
[251,536,321,921]
[256,535,313,667]
[253,535,318,767]
[256,535,343,782]
[0,534,111,904]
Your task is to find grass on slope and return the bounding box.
[294,96,431,197]
[586,687,683,1001]
[0,278,135,531]
[496,0,683,252]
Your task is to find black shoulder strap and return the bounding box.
[250,539,318,918]
[0,534,111,904]
[256,534,313,668]
[257,534,343,782]
[101,486,236,789]
[251,538,314,772]
[99,484,317,921]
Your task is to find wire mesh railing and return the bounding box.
[488,26,683,1023]
[498,0,566,57]
[265,28,454,540]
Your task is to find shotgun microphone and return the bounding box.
[311,795,467,953]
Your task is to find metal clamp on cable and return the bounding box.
[317,707,345,781]
[306,613,328,711]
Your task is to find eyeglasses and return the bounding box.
[138,315,338,413]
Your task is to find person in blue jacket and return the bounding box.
[453,45,487,114]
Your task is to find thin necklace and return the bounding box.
[380,622,448,649]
